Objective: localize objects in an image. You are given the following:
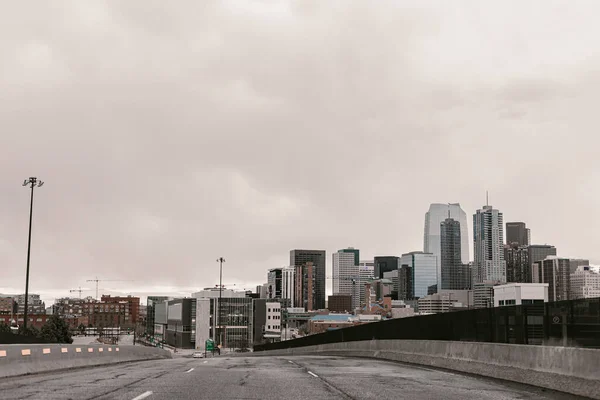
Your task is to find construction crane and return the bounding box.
[69,287,92,299]
[86,277,134,300]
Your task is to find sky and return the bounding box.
[2,1,600,306]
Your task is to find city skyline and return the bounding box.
[3,2,600,307]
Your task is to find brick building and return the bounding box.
[327,294,352,313]
[101,295,140,324]
[0,313,48,329]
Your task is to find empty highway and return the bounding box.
[0,355,589,399]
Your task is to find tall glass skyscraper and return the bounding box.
[473,205,506,284]
[424,203,469,285]
[400,251,437,298]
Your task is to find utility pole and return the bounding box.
[217,257,225,351]
[22,177,44,331]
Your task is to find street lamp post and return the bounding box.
[22,177,44,331]
[216,257,225,350]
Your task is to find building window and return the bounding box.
[499,300,505,306]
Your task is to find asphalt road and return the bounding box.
[0,355,589,400]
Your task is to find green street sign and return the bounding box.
[205,339,214,351]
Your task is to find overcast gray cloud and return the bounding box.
[2,1,600,305]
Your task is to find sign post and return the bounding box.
[205,339,214,358]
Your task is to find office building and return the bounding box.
[252,300,282,346]
[146,296,171,335]
[328,294,353,313]
[165,298,196,349]
[383,270,399,298]
[398,264,414,300]
[493,283,548,306]
[473,282,496,309]
[529,245,557,282]
[290,250,326,310]
[424,203,470,284]
[332,249,360,308]
[294,262,317,311]
[540,257,571,302]
[373,256,399,279]
[473,204,506,284]
[569,259,590,274]
[357,261,375,305]
[506,222,530,246]
[281,266,295,306]
[267,268,283,299]
[195,293,253,351]
[570,266,600,299]
[418,290,472,314]
[400,252,437,298]
[504,244,530,283]
[440,217,471,290]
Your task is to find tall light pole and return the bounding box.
[22,177,44,331]
[216,257,225,350]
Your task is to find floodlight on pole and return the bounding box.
[22,177,44,331]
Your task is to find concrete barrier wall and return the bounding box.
[0,344,172,378]
[253,340,600,399]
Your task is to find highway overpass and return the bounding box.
[0,354,591,400]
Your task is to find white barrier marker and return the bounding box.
[0,350,6,357]
[61,348,68,353]
[21,349,31,356]
[75,348,82,353]
[99,348,104,352]
[42,348,51,354]
[88,348,94,353]
[108,348,113,352]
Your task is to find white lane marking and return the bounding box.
[185,368,194,373]
[203,361,208,364]
[288,360,294,364]
[308,371,318,378]
[131,391,153,400]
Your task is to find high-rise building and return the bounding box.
[528,245,557,282]
[358,261,375,307]
[473,204,506,284]
[504,244,530,283]
[424,203,470,284]
[506,222,530,246]
[281,266,295,306]
[267,268,283,299]
[398,264,414,300]
[332,248,360,309]
[374,256,400,279]
[400,251,437,299]
[440,217,471,290]
[294,262,317,311]
[570,266,600,299]
[541,257,571,302]
[290,250,326,310]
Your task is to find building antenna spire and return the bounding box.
[486,190,489,206]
